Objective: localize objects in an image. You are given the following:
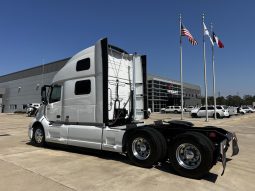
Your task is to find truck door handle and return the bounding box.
[56,115,61,118]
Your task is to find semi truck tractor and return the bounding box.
[28,38,239,179]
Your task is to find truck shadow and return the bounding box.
[27,142,219,182]
[27,141,130,164]
[155,162,218,183]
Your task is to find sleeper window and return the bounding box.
[75,80,91,95]
[76,58,90,71]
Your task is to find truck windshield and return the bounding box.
[49,85,61,103]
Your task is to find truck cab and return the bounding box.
[29,38,147,151]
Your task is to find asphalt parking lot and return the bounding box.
[0,113,255,191]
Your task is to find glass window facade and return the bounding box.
[148,78,201,112]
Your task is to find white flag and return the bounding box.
[203,22,214,45]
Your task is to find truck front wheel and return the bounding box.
[32,125,45,147]
[169,132,214,179]
[127,129,162,168]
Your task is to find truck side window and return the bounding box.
[49,86,61,103]
[76,58,90,71]
[75,80,91,95]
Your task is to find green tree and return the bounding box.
[243,95,253,105]
[201,94,255,107]
[216,96,226,105]
[207,96,214,105]
[226,95,242,106]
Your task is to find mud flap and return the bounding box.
[231,132,239,156]
[220,132,239,176]
[220,139,227,176]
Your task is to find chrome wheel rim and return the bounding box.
[34,128,43,143]
[132,137,151,160]
[176,143,201,169]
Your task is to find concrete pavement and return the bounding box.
[0,113,255,191]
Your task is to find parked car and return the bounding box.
[184,106,194,112]
[147,108,152,117]
[161,106,183,113]
[191,105,229,118]
[241,106,255,113]
[237,107,246,115]
[26,103,40,117]
[227,106,238,116]
[216,105,230,118]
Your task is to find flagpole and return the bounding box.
[203,14,208,122]
[180,14,184,120]
[211,23,217,119]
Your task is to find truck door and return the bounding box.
[62,77,103,150]
[46,85,68,143]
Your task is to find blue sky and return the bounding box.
[0,0,254,96]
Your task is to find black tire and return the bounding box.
[127,128,162,168]
[191,113,197,118]
[32,125,45,147]
[169,132,214,179]
[174,110,178,114]
[213,113,220,119]
[146,128,168,162]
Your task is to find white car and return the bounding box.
[216,105,230,118]
[147,108,152,117]
[191,106,229,118]
[161,106,183,113]
[26,103,40,114]
[227,106,238,116]
[237,107,246,114]
[26,103,41,117]
[185,106,195,112]
[241,106,255,113]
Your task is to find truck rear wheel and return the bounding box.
[145,128,168,161]
[169,132,214,179]
[127,128,162,168]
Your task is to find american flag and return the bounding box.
[181,24,198,45]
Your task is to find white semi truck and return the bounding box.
[28,38,239,179]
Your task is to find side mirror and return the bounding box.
[41,86,48,104]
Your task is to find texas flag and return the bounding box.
[212,32,224,48]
